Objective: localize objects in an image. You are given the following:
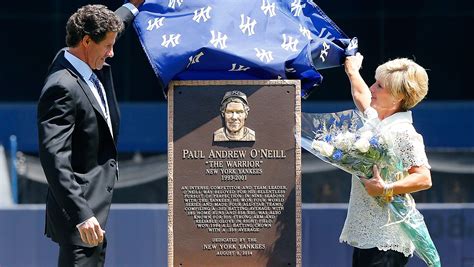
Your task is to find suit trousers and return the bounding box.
[352,247,409,267]
[58,238,107,267]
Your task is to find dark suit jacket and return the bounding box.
[37,6,134,247]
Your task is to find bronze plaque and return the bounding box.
[168,80,301,267]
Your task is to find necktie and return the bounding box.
[89,72,109,119]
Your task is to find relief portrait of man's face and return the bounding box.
[224,101,247,134]
[213,91,255,142]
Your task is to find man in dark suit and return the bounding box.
[37,2,143,266]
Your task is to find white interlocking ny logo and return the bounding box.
[319,41,330,62]
[254,48,273,63]
[168,0,183,9]
[261,0,276,17]
[299,24,312,40]
[229,63,250,72]
[281,34,299,52]
[187,52,205,68]
[239,14,257,36]
[193,6,212,23]
[210,30,228,49]
[317,27,335,41]
[161,34,181,48]
[290,0,305,17]
[146,17,164,31]
[347,38,358,51]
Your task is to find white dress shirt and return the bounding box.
[64,50,114,138]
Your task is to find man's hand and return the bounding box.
[129,0,145,8]
[77,216,105,246]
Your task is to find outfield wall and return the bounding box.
[1,204,472,267]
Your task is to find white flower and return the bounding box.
[333,132,356,151]
[354,138,370,153]
[311,140,334,157]
[359,130,373,140]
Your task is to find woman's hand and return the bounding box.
[345,52,371,112]
[360,165,385,197]
[345,52,363,77]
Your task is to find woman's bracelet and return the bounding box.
[383,183,394,200]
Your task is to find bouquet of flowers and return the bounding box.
[301,109,440,267]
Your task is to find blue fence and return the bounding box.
[0,103,167,153]
[1,101,473,153]
[1,204,473,266]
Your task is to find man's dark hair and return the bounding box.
[66,4,124,47]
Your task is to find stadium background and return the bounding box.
[1,0,473,266]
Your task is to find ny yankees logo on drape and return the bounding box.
[134,0,357,98]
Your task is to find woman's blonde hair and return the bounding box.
[375,58,429,111]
